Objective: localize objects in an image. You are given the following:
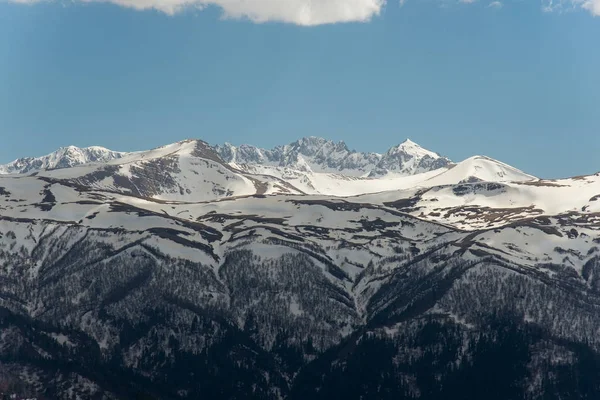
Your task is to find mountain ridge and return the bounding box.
[1,136,455,178]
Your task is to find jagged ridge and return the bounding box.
[215,136,454,177]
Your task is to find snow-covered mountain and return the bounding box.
[2,136,452,178]
[215,136,453,177]
[1,136,599,399]
[424,155,536,186]
[22,139,306,202]
[0,145,126,175]
[368,138,454,177]
[0,137,530,201]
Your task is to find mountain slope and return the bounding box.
[0,168,599,399]
[356,170,600,230]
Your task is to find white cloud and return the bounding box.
[582,0,600,15]
[11,0,386,25]
[6,0,600,22]
[213,0,385,24]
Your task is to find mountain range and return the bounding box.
[1,137,453,178]
[0,137,599,399]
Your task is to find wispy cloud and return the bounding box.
[5,0,600,23]
[542,0,600,15]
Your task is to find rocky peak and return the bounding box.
[373,139,453,176]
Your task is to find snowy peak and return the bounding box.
[457,155,536,182]
[387,139,438,159]
[132,138,221,162]
[0,145,127,174]
[368,138,453,177]
[424,155,536,187]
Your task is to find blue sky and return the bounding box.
[1,0,599,178]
